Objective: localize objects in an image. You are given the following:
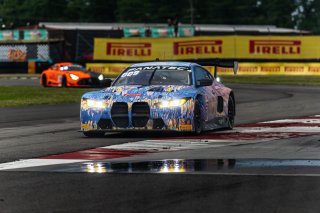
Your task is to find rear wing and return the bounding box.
[198,61,238,78]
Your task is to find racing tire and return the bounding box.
[83,131,105,138]
[193,100,203,135]
[42,75,47,87]
[226,96,235,130]
[61,76,67,87]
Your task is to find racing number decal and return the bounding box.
[121,71,140,78]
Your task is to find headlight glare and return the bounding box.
[98,74,104,81]
[85,99,106,109]
[70,73,79,80]
[158,98,188,108]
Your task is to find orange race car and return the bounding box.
[40,62,109,87]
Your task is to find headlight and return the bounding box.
[85,99,106,109]
[70,73,79,80]
[157,98,189,108]
[98,74,104,81]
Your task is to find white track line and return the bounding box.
[0,159,88,171]
[262,119,320,124]
[104,139,267,151]
[235,126,320,133]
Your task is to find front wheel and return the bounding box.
[226,96,235,130]
[41,75,47,87]
[193,100,203,135]
[83,131,105,138]
[61,76,67,87]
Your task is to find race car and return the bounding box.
[80,61,237,137]
[40,62,107,87]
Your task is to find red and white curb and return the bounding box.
[0,115,320,171]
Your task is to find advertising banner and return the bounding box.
[178,26,195,37]
[123,27,146,38]
[0,30,19,41]
[24,29,48,40]
[94,36,234,61]
[212,63,320,76]
[0,44,50,62]
[86,62,320,77]
[151,27,175,38]
[94,36,320,61]
[234,36,320,59]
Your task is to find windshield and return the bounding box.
[60,65,87,72]
[113,66,192,86]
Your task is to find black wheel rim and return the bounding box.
[62,77,67,87]
[42,76,47,87]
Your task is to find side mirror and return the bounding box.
[104,78,113,87]
[197,79,213,87]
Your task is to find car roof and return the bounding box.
[130,61,199,67]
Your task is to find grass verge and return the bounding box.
[221,75,320,86]
[1,75,319,107]
[0,86,94,107]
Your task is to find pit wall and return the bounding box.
[86,62,320,76]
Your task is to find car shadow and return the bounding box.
[100,130,222,139]
[102,131,197,139]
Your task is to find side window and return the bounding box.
[194,66,213,81]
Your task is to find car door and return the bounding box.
[194,66,217,122]
[48,65,59,85]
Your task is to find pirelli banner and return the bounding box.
[86,62,320,76]
[94,36,320,61]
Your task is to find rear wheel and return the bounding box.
[193,100,203,135]
[227,96,235,129]
[42,75,47,87]
[83,131,105,138]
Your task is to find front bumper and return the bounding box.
[80,100,194,132]
[69,78,105,87]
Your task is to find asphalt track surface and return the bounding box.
[0,78,39,86]
[1,81,320,212]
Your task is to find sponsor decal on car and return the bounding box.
[179,124,193,131]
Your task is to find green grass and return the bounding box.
[0,86,94,107]
[221,75,320,86]
[1,75,320,107]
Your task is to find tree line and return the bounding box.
[0,0,319,33]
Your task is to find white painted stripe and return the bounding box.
[0,159,88,171]
[104,139,268,151]
[235,126,320,133]
[262,119,320,124]
[167,172,320,177]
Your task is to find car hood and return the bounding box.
[83,85,196,101]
